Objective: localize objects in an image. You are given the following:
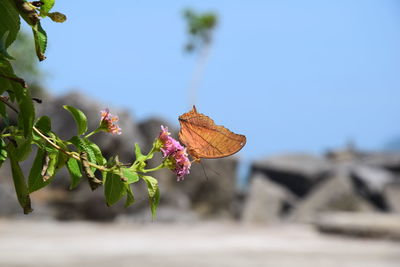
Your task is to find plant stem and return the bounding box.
[0,95,110,172]
[143,163,164,173]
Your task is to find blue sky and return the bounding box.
[36,0,400,162]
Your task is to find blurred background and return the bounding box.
[1,0,400,266]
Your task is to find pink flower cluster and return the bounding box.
[100,108,122,135]
[159,125,191,181]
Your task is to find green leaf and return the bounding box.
[69,137,104,190]
[63,105,88,135]
[125,184,135,207]
[82,138,106,165]
[0,58,14,93]
[17,86,35,138]
[0,139,7,168]
[14,136,32,162]
[104,172,126,206]
[141,175,160,219]
[134,143,144,159]
[28,148,46,193]
[0,32,15,60]
[39,0,55,17]
[32,22,47,61]
[0,0,20,49]
[0,59,34,138]
[121,168,139,184]
[56,148,68,170]
[70,136,96,171]
[7,143,32,214]
[66,158,82,189]
[35,116,51,133]
[133,143,147,172]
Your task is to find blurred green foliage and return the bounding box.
[183,9,217,53]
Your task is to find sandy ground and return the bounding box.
[0,219,399,267]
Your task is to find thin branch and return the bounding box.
[0,96,18,113]
[0,75,27,88]
[0,95,109,172]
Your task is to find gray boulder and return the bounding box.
[179,157,239,217]
[350,165,396,211]
[250,154,332,197]
[242,173,297,224]
[360,152,400,172]
[0,179,22,216]
[384,182,400,214]
[290,167,376,223]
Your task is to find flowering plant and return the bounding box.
[0,0,192,218]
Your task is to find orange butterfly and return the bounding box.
[178,106,246,161]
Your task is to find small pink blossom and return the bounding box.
[100,108,122,135]
[158,125,191,181]
[173,148,191,181]
[159,125,183,157]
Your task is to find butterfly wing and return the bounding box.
[179,106,246,160]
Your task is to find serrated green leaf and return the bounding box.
[104,172,127,206]
[121,168,139,184]
[39,0,55,17]
[0,0,20,49]
[0,139,7,167]
[7,143,32,214]
[82,138,106,165]
[28,148,47,193]
[63,105,88,135]
[70,136,96,171]
[141,175,160,219]
[125,184,135,207]
[32,22,47,61]
[66,157,82,189]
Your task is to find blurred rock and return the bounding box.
[350,165,395,210]
[242,173,297,224]
[0,179,22,216]
[179,157,239,217]
[250,154,332,197]
[290,168,376,223]
[50,188,118,222]
[314,211,400,240]
[360,153,400,172]
[384,182,400,214]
